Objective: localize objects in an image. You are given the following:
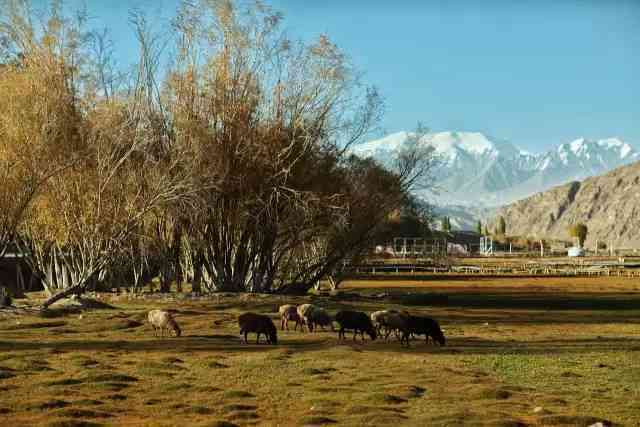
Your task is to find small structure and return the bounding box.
[567,246,584,257]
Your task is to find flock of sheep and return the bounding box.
[147,304,446,348]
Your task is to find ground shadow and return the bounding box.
[1,333,638,357]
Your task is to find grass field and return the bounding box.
[1,276,639,426]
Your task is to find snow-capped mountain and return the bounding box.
[352,131,639,209]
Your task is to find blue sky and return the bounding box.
[37,0,640,152]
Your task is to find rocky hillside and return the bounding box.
[495,161,640,248]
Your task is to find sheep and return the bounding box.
[382,311,411,344]
[307,308,334,332]
[334,310,377,341]
[370,310,411,343]
[279,304,301,331]
[296,303,318,332]
[296,304,333,332]
[405,315,446,346]
[148,309,182,338]
[238,312,278,345]
[370,310,387,336]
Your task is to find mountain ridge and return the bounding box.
[352,131,639,208]
[493,160,640,248]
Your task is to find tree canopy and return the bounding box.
[568,223,588,248]
[0,0,436,303]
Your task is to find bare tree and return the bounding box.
[160,0,437,295]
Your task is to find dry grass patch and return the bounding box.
[0,277,638,425]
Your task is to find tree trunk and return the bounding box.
[192,264,202,294]
[159,265,171,293]
[41,282,85,308]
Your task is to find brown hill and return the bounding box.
[495,161,640,249]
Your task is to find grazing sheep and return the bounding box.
[405,315,446,346]
[370,310,387,335]
[307,308,334,332]
[238,312,278,345]
[148,309,182,338]
[370,310,411,343]
[334,310,377,341]
[296,303,317,332]
[279,305,301,331]
[382,311,411,345]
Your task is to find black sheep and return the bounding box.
[405,315,446,346]
[238,312,278,345]
[334,310,377,341]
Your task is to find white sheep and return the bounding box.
[296,304,315,331]
[148,309,182,337]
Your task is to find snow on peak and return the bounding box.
[569,138,589,153]
[598,137,624,148]
[596,138,632,158]
[354,130,516,159]
[557,137,635,160]
[619,144,632,159]
[428,131,496,155]
[355,131,637,168]
[353,131,410,155]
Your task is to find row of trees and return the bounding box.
[480,217,588,248]
[475,217,506,236]
[0,0,436,306]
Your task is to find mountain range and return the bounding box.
[352,131,639,211]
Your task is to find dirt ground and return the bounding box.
[0,276,639,426]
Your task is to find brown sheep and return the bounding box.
[279,304,301,331]
[238,312,278,345]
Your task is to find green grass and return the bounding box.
[0,276,638,426]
